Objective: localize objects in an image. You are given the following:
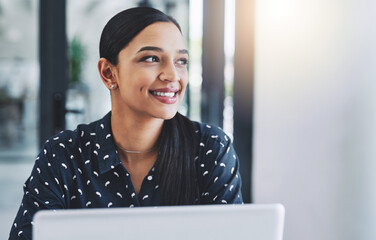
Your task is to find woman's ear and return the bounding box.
[98,58,118,90]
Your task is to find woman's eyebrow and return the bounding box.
[137,46,163,53]
[178,49,189,55]
[137,46,189,55]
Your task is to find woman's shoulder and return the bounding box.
[34,116,109,180]
[43,120,97,149]
[44,112,111,149]
[191,121,231,146]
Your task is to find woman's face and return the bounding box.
[113,22,188,120]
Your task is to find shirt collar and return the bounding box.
[95,111,122,175]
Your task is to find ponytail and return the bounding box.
[155,112,199,205]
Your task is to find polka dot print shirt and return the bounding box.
[9,112,243,239]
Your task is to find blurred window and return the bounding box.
[0,0,39,238]
[0,0,39,159]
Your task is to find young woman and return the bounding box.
[9,7,242,239]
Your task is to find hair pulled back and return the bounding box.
[99,7,181,65]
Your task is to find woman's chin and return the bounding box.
[152,108,179,120]
[158,112,178,120]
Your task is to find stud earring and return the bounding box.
[110,85,114,89]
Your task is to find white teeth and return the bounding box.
[152,91,175,97]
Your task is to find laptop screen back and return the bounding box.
[33,204,285,240]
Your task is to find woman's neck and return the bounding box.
[110,107,163,163]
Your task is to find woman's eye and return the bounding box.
[143,56,159,63]
[176,58,188,65]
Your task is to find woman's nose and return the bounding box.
[159,61,180,82]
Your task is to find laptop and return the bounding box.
[33,204,285,240]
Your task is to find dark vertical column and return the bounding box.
[138,0,152,7]
[39,0,68,147]
[201,0,225,127]
[233,0,255,203]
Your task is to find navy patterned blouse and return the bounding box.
[9,112,243,239]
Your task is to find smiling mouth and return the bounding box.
[150,90,178,97]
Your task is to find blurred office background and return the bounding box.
[0,0,375,239]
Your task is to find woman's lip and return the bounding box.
[150,88,179,93]
[151,94,178,104]
[149,88,179,104]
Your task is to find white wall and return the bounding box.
[253,0,376,239]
